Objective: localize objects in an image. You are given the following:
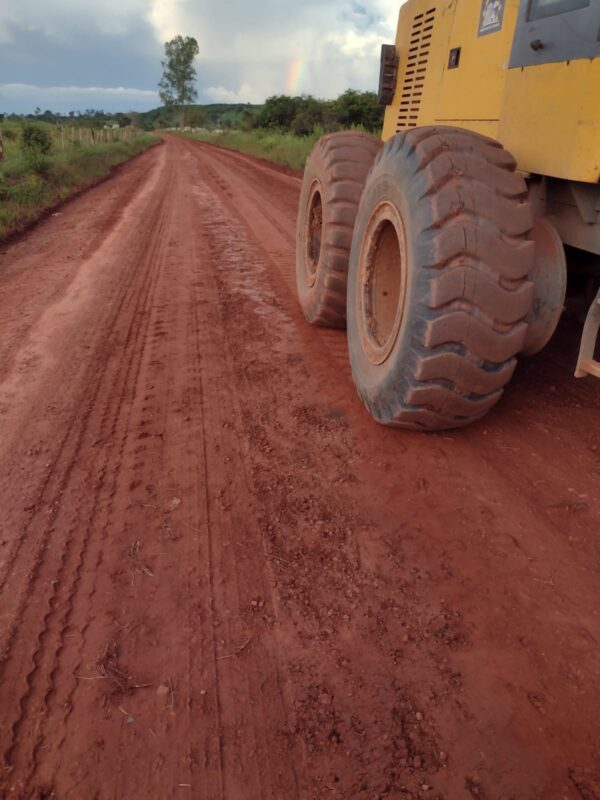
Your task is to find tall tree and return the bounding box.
[158,35,199,127]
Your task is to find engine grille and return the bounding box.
[396,7,436,131]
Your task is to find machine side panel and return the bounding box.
[498,59,600,182]
[383,0,600,183]
[384,0,520,141]
[434,0,520,129]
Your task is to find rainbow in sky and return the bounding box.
[286,58,307,94]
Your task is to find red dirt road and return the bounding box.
[0,135,599,800]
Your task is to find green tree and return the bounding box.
[333,90,384,133]
[238,108,258,132]
[158,35,199,127]
[291,96,324,136]
[186,107,207,128]
[257,95,300,130]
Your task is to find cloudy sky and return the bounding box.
[0,0,400,114]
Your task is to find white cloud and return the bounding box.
[327,29,383,58]
[148,0,183,43]
[146,0,400,101]
[203,84,265,105]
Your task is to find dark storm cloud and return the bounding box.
[0,21,159,88]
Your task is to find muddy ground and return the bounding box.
[0,135,598,800]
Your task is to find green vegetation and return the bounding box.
[252,91,383,136]
[146,89,383,135]
[1,89,383,137]
[0,120,158,240]
[174,91,383,172]
[177,129,321,172]
[172,90,383,171]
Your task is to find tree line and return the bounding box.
[0,109,140,128]
[242,91,384,135]
[1,91,384,137]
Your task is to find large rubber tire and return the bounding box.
[346,126,535,431]
[296,132,383,327]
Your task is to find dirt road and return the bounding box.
[0,135,599,800]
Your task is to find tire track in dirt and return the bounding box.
[0,149,168,599]
[0,135,598,800]
[180,138,600,800]
[17,159,177,788]
[183,140,463,799]
[2,149,206,798]
[1,138,303,799]
[180,140,353,377]
[188,139,600,530]
[182,152,302,799]
[0,150,158,386]
[0,149,174,788]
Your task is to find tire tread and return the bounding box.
[349,126,535,430]
[296,132,383,327]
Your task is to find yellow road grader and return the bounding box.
[296,0,600,430]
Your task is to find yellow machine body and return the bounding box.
[382,0,600,184]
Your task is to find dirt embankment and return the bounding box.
[0,135,598,800]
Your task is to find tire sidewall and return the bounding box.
[296,142,330,319]
[347,138,431,419]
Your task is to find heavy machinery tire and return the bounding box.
[346,126,535,431]
[296,131,383,327]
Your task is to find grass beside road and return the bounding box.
[177,129,320,172]
[0,127,159,241]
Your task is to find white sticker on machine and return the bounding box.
[478,0,506,35]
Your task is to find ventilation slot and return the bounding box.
[396,7,436,131]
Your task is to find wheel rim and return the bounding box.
[304,180,323,288]
[357,201,408,365]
